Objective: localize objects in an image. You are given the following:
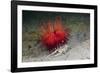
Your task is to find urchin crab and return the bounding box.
[40,16,70,56]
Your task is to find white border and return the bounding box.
[17,5,94,68]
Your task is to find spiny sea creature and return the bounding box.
[40,16,70,52]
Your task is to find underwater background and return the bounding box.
[22,10,90,62]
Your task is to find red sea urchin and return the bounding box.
[40,16,70,52]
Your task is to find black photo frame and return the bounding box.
[11,1,97,72]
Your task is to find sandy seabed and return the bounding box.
[22,33,90,62]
